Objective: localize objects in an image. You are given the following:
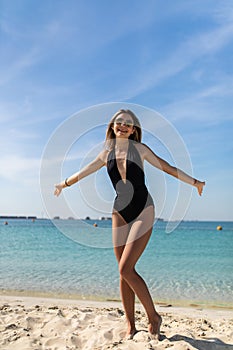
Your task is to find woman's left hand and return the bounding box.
[194,180,205,196]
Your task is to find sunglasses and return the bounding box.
[114,118,134,128]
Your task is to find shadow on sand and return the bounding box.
[161,333,233,350]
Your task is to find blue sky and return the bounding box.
[0,0,232,221]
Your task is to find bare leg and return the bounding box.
[119,229,161,336]
[112,212,137,337]
[117,207,162,337]
[120,270,136,337]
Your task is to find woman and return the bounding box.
[54,109,205,339]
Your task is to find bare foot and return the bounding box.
[148,315,162,340]
[125,327,138,340]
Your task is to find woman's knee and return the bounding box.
[119,261,133,279]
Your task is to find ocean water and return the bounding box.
[0,219,232,308]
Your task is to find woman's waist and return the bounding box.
[115,184,148,196]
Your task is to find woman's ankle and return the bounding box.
[126,322,136,335]
[125,326,137,339]
[148,314,162,335]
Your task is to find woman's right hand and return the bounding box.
[54,183,65,197]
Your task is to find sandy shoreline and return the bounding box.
[0,295,232,350]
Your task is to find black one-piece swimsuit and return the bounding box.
[107,141,154,224]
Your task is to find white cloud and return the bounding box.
[124,21,233,100]
[161,77,233,123]
[0,154,41,184]
[0,96,34,123]
[0,47,42,86]
[212,1,233,24]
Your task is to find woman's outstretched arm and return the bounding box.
[141,144,205,196]
[54,150,107,197]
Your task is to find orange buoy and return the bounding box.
[216,225,222,231]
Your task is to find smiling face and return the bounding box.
[105,109,142,149]
[112,113,135,139]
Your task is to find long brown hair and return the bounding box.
[105,109,142,150]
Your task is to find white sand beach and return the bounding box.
[0,295,232,350]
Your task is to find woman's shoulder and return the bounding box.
[98,148,112,165]
[133,142,151,156]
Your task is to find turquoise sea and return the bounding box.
[0,219,232,308]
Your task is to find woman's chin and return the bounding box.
[116,132,129,138]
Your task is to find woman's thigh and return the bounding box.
[117,206,154,272]
[112,205,155,264]
[112,211,130,260]
[126,205,155,245]
[119,227,153,275]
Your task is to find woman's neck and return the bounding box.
[115,138,129,151]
